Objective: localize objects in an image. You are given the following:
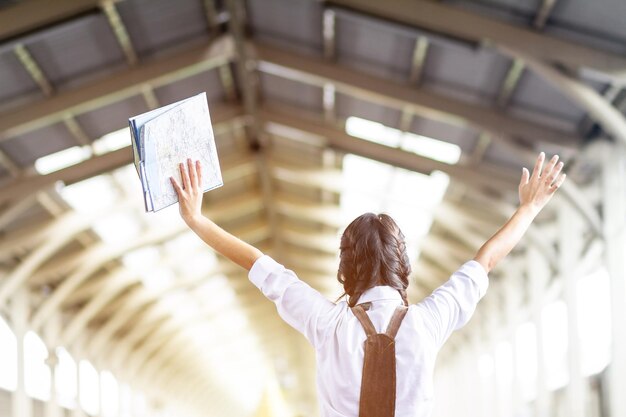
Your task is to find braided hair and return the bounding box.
[337,213,411,307]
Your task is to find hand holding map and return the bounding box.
[129,92,223,212]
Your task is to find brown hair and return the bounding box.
[337,213,411,307]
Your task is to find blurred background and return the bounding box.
[0,0,625,416]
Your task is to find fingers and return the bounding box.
[188,158,198,189]
[550,173,567,192]
[170,177,183,196]
[179,162,190,190]
[542,154,559,182]
[547,160,564,185]
[531,152,545,180]
[196,160,202,189]
[519,167,529,188]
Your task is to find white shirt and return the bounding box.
[249,255,489,417]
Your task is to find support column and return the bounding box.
[44,314,61,417]
[12,289,32,417]
[504,279,522,414]
[483,313,498,417]
[602,142,626,417]
[72,353,84,417]
[559,200,585,417]
[527,247,549,417]
[493,292,513,417]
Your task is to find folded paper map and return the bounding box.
[129,92,223,212]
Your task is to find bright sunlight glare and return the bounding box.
[345,116,461,164]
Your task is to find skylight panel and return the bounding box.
[93,128,130,155]
[401,131,461,164]
[34,146,92,175]
[346,116,402,147]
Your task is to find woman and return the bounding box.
[171,152,565,417]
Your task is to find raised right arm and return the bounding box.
[473,152,566,273]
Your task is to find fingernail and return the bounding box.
[540,152,545,157]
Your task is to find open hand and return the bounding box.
[519,152,566,213]
[170,159,203,224]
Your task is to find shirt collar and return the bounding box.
[356,286,402,305]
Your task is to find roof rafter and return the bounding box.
[0,35,235,141]
[254,42,579,151]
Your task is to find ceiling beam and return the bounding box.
[254,41,579,150]
[327,0,626,80]
[260,106,519,192]
[0,35,235,141]
[495,44,626,147]
[0,0,100,42]
[0,204,134,309]
[101,0,138,66]
[496,57,525,108]
[409,36,429,86]
[533,0,559,29]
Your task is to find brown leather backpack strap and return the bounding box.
[385,305,408,339]
[351,305,377,337]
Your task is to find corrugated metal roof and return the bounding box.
[155,68,224,105]
[75,95,150,141]
[117,0,211,57]
[0,48,41,102]
[248,0,323,52]
[260,72,323,112]
[25,14,126,88]
[0,122,77,167]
